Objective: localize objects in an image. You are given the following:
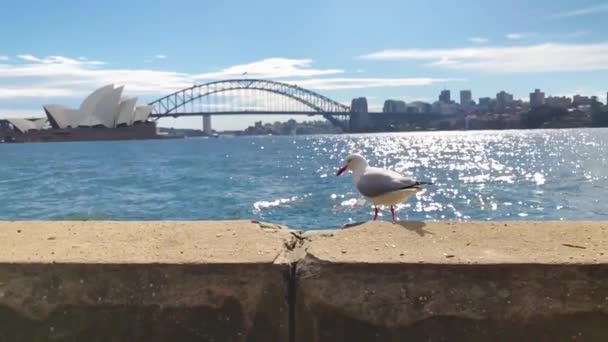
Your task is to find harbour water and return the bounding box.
[1,128,607,229]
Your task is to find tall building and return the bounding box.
[409,101,432,114]
[439,90,451,103]
[573,95,592,106]
[478,97,491,107]
[496,91,514,113]
[383,99,407,113]
[529,89,545,108]
[460,90,472,105]
[545,96,572,108]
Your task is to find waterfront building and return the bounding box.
[439,90,451,103]
[545,96,572,108]
[383,99,407,113]
[496,91,514,113]
[573,95,592,106]
[460,90,473,105]
[1,85,158,143]
[43,84,153,129]
[409,101,432,114]
[529,89,545,108]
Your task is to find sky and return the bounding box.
[1,0,607,130]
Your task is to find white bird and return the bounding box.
[336,153,431,223]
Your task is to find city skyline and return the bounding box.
[1,0,607,130]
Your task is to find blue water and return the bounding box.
[1,129,607,229]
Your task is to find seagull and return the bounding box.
[336,153,431,223]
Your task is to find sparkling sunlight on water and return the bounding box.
[1,128,607,229]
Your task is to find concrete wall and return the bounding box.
[1,221,608,341]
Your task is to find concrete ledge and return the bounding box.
[1,221,608,341]
[0,221,293,341]
[297,221,608,341]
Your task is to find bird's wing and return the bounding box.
[356,167,418,198]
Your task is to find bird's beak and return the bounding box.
[336,164,348,176]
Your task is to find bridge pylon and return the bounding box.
[203,115,212,135]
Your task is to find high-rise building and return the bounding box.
[496,91,514,112]
[478,97,491,107]
[546,96,572,108]
[409,101,432,114]
[529,89,545,108]
[460,90,472,105]
[478,97,492,111]
[383,99,407,113]
[439,90,451,103]
[573,95,592,106]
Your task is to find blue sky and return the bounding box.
[1,0,607,130]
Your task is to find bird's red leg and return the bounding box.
[373,206,378,221]
[391,205,396,224]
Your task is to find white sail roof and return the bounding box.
[133,105,152,123]
[116,97,137,126]
[5,118,46,133]
[79,85,114,115]
[43,85,149,128]
[44,105,82,128]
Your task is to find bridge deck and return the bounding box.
[150,111,329,117]
[150,111,446,117]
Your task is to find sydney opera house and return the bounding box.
[0,85,160,143]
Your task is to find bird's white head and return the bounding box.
[336,153,368,176]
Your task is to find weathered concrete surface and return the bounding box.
[2,220,608,341]
[296,221,608,342]
[0,221,293,342]
[0,220,293,264]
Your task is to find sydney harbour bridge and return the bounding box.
[148,79,437,133]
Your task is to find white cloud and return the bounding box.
[469,37,489,44]
[0,87,76,98]
[193,58,343,79]
[0,108,45,118]
[17,54,42,62]
[551,3,608,18]
[154,54,167,59]
[288,77,462,90]
[15,54,105,66]
[506,33,535,40]
[0,54,193,97]
[0,54,457,103]
[0,56,8,61]
[360,42,608,73]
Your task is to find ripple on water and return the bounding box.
[0,129,607,228]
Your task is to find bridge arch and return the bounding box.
[148,79,352,130]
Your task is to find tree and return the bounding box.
[521,105,568,129]
[591,99,608,127]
